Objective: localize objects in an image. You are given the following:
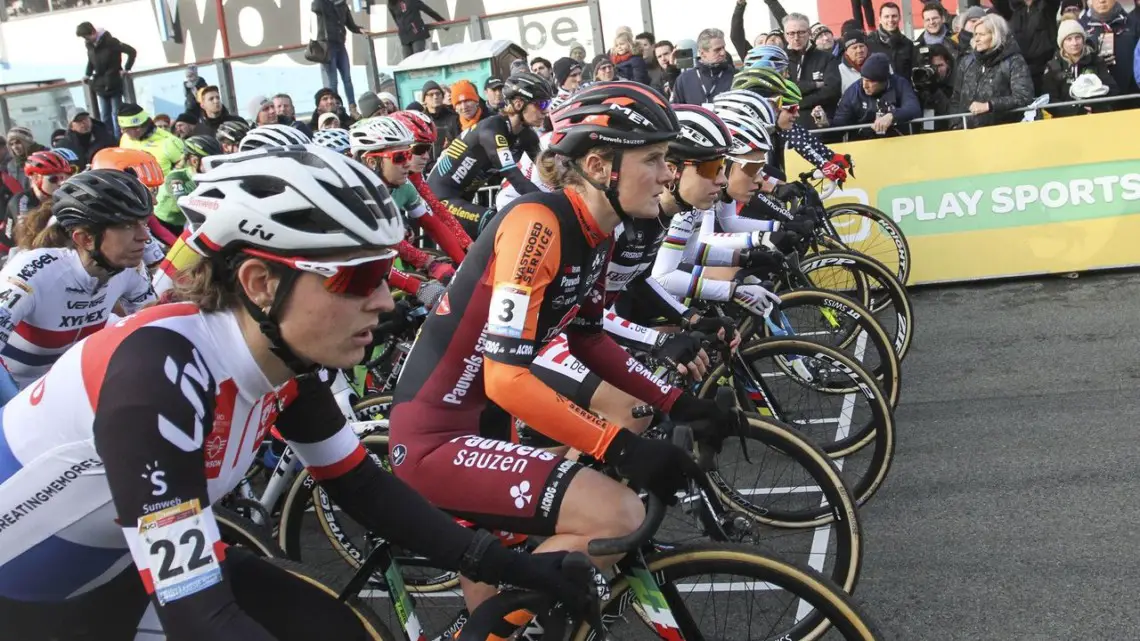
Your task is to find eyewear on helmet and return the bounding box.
[532,98,552,112]
[243,248,397,298]
[682,157,726,180]
[365,149,412,165]
[781,103,800,114]
[410,142,433,156]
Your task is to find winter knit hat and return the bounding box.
[6,126,32,145]
[247,94,270,119]
[357,91,382,117]
[553,57,582,88]
[1059,0,1083,14]
[318,112,342,129]
[378,92,398,108]
[450,79,480,106]
[1056,19,1087,49]
[960,6,988,25]
[314,87,338,106]
[422,80,443,96]
[843,31,868,51]
[860,53,892,82]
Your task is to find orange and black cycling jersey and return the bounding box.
[391,189,682,460]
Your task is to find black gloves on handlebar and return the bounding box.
[739,247,783,272]
[464,531,597,617]
[670,393,749,452]
[653,332,702,366]
[375,299,418,338]
[781,215,816,239]
[684,315,737,339]
[603,429,691,506]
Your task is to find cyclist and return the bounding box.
[5,150,72,232]
[215,119,252,154]
[0,169,154,402]
[351,116,456,284]
[389,82,744,614]
[0,145,592,640]
[238,123,311,152]
[730,68,851,184]
[313,127,351,155]
[151,135,222,242]
[650,102,789,315]
[389,109,472,260]
[427,72,551,239]
[90,147,173,264]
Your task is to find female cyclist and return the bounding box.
[49,146,84,174]
[389,82,744,614]
[0,169,154,403]
[389,109,471,260]
[650,101,794,315]
[351,116,456,284]
[215,119,252,154]
[90,147,174,264]
[5,150,72,227]
[427,72,551,238]
[0,145,592,640]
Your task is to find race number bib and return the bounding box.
[138,499,223,605]
[487,283,530,338]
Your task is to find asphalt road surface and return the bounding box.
[856,271,1140,640]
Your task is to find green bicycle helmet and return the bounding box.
[777,76,803,107]
[731,67,788,99]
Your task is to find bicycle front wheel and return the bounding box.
[570,544,883,641]
[823,202,911,286]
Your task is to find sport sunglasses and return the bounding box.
[730,157,767,178]
[682,157,726,180]
[243,247,397,298]
[364,149,413,165]
[411,142,432,156]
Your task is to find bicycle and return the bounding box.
[446,423,883,641]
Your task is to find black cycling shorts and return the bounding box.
[0,547,373,641]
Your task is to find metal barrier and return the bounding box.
[0,0,597,133]
[810,93,1140,142]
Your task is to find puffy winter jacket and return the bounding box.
[867,28,916,76]
[788,45,841,127]
[613,54,650,85]
[995,0,1060,88]
[1042,46,1119,116]
[952,41,1035,128]
[832,74,922,137]
[83,30,136,97]
[671,59,735,105]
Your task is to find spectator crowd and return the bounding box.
[2,0,1138,194]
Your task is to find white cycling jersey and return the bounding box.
[652,200,780,302]
[0,248,155,388]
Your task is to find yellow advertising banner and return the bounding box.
[787,110,1140,285]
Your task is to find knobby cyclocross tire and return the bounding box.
[697,415,863,594]
[265,558,399,641]
[698,338,896,506]
[215,505,284,558]
[738,289,902,409]
[569,544,883,641]
[799,251,915,361]
[824,202,911,286]
[351,394,395,425]
[278,433,462,593]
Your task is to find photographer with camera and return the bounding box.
[912,43,957,131]
[822,52,921,140]
[672,29,735,105]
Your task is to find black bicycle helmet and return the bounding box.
[52,169,153,229]
[184,134,224,158]
[215,119,252,146]
[669,104,732,162]
[502,71,556,103]
[547,81,679,158]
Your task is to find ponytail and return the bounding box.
[16,202,70,250]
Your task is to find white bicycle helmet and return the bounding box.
[746,45,790,73]
[178,144,404,257]
[669,104,732,162]
[349,116,414,155]
[712,90,777,134]
[238,124,312,152]
[313,128,351,154]
[715,109,773,156]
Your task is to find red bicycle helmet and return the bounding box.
[24,150,73,177]
[390,110,437,144]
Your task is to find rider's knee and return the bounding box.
[604,485,647,539]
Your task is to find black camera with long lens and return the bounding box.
[912,64,937,88]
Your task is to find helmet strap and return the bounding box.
[227,255,321,376]
[568,150,634,235]
[86,229,124,277]
[668,164,697,213]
